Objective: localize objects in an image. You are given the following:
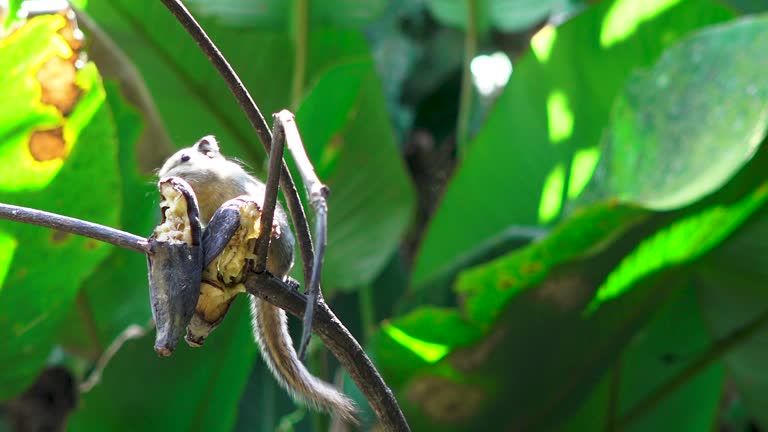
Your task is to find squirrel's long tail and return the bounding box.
[249,297,358,423]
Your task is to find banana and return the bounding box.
[147,177,202,357]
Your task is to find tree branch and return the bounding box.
[0,203,149,253]
[245,272,411,432]
[276,110,330,361]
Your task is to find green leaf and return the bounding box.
[589,182,768,311]
[0,16,120,398]
[721,0,768,13]
[696,204,768,428]
[425,0,573,34]
[374,263,682,430]
[591,15,768,210]
[559,287,724,431]
[412,0,733,287]
[456,202,648,325]
[78,0,292,163]
[186,0,387,29]
[380,307,484,366]
[616,288,724,431]
[57,81,155,355]
[3,0,23,28]
[295,60,415,290]
[80,2,387,164]
[69,300,257,432]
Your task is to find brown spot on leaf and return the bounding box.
[50,230,70,244]
[450,325,506,373]
[535,274,593,310]
[499,275,518,289]
[36,55,81,116]
[29,128,67,161]
[407,376,485,423]
[520,261,543,275]
[83,239,99,250]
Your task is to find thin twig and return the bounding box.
[277,110,330,361]
[79,322,150,392]
[0,203,149,253]
[76,291,104,356]
[618,308,768,428]
[159,0,316,293]
[253,116,286,274]
[245,272,411,432]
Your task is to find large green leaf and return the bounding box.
[590,14,768,210]
[425,0,577,33]
[373,263,684,430]
[79,2,386,164]
[56,81,155,355]
[559,287,724,431]
[0,15,119,398]
[412,0,733,287]
[69,300,257,432]
[78,0,292,163]
[589,182,768,311]
[295,60,415,290]
[456,202,648,325]
[696,204,768,428]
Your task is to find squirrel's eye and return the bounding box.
[180,154,191,163]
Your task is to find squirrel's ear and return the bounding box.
[195,135,220,156]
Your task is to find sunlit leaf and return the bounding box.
[457,202,648,325]
[0,15,119,399]
[591,15,768,209]
[589,183,768,311]
[412,0,733,287]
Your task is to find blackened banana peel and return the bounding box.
[147,177,203,357]
[147,186,272,355]
[186,197,263,347]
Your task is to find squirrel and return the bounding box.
[158,136,357,423]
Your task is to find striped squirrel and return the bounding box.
[158,136,357,423]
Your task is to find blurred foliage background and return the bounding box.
[1,0,768,430]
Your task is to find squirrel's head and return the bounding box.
[158,135,226,179]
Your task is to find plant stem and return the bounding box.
[456,0,478,158]
[359,283,376,340]
[618,308,768,428]
[76,291,103,356]
[0,203,149,253]
[290,0,308,110]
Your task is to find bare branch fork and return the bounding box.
[0,1,409,430]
